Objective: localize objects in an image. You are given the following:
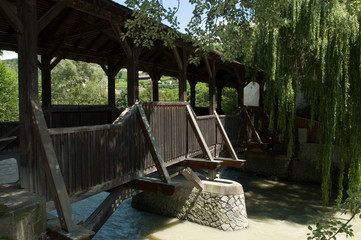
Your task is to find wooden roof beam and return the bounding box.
[0,0,23,33]
[57,0,130,22]
[38,2,66,34]
[172,47,183,71]
[111,22,131,57]
[47,21,110,44]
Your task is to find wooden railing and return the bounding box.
[31,102,227,202]
[43,105,120,128]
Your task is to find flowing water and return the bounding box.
[69,169,361,240]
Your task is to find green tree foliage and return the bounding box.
[124,0,361,206]
[195,82,209,108]
[51,60,108,105]
[222,87,238,114]
[0,59,18,121]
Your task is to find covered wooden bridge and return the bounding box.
[0,0,266,239]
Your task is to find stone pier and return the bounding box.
[0,184,46,240]
[132,178,248,231]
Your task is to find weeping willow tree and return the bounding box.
[123,0,361,205]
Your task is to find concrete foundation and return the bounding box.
[132,178,248,231]
[0,185,46,240]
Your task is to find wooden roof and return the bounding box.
[0,0,263,88]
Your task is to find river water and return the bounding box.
[69,169,361,240]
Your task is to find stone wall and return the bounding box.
[132,178,248,231]
[0,186,46,240]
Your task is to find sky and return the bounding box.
[1,0,194,60]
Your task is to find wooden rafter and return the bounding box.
[111,22,131,57]
[0,0,22,32]
[38,2,66,34]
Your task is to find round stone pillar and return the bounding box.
[132,178,248,231]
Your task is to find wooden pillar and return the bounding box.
[41,53,52,109]
[190,81,196,108]
[217,85,223,110]
[235,67,244,107]
[205,58,216,115]
[173,47,188,102]
[258,73,265,107]
[17,0,38,190]
[149,68,161,102]
[108,73,116,107]
[105,60,123,107]
[127,46,140,106]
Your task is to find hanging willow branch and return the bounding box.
[123,0,361,205]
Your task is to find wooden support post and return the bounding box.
[173,47,188,102]
[127,47,140,106]
[17,0,38,192]
[41,53,52,109]
[235,67,244,107]
[106,60,123,107]
[258,74,265,107]
[111,22,139,106]
[217,85,223,110]
[108,70,116,108]
[149,69,161,102]
[136,104,171,183]
[206,59,216,115]
[190,81,196,108]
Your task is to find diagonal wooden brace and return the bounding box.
[185,104,214,161]
[214,110,239,161]
[30,96,78,232]
[136,104,171,183]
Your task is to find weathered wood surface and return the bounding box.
[135,177,182,196]
[84,185,138,233]
[26,102,248,203]
[214,110,239,161]
[136,104,171,183]
[184,158,222,170]
[44,105,120,128]
[30,97,78,233]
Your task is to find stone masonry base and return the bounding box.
[0,185,46,240]
[132,178,248,231]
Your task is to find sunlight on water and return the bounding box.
[69,170,361,240]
